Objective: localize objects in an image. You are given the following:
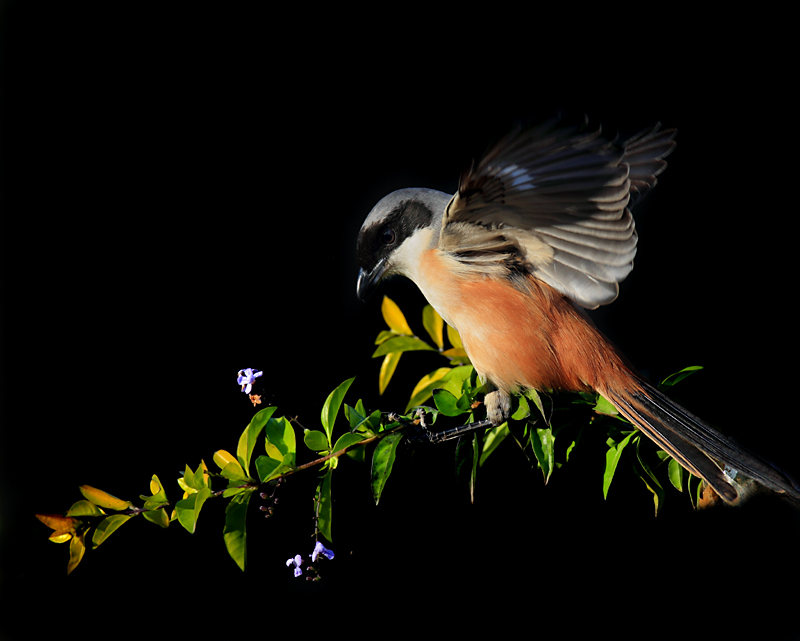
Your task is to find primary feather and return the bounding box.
[441,116,676,308]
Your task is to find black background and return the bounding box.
[2,4,799,640]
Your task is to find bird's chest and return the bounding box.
[414,250,569,392]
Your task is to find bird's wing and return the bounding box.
[440,116,676,308]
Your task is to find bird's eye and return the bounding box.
[380,228,396,245]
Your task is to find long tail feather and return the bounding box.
[602,379,800,505]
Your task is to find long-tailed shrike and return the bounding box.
[356,115,799,505]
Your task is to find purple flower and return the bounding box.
[311,541,334,562]
[286,554,303,577]
[237,368,263,394]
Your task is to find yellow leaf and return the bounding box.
[79,485,132,511]
[446,324,463,349]
[381,296,413,335]
[150,478,161,495]
[410,367,451,399]
[177,478,196,494]
[379,351,402,395]
[442,347,469,359]
[213,450,237,470]
[67,532,86,575]
[405,367,452,412]
[422,305,444,350]
[48,532,73,543]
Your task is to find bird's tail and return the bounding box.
[601,378,800,506]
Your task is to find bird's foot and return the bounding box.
[484,390,511,427]
[396,409,490,445]
[423,418,494,444]
[402,391,510,445]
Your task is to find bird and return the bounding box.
[355,114,800,506]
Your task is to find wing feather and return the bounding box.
[440,116,676,308]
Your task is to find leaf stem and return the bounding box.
[280,420,411,479]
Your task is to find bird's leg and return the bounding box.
[424,418,494,444]
[484,390,511,426]
[394,409,482,445]
[415,390,511,444]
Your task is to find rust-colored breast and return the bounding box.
[418,250,634,395]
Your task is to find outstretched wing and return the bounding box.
[440,116,676,308]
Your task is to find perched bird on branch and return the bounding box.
[356,115,799,506]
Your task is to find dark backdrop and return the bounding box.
[2,4,798,640]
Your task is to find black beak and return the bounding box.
[356,259,388,302]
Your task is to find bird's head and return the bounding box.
[355,187,450,301]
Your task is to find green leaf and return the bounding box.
[224,489,253,571]
[530,426,556,484]
[237,406,277,476]
[345,403,365,428]
[479,423,510,467]
[659,366,703,389]
[255,455,282,483]
[213,450,244,477]
[422,304,444,349]
[668,458,685,492]
[79,485,132,511]
[304,429,329,451]
[371,432,404,505]
[346,405,381,435]
[332,432,366,454]
[432,388,469,417]
[140,474,169,510]
[379,351,402,395]
[321,377,355,443]
[142,508,170,528]
[593,394,619,416]
[372,335,437,358]
[220,461,248,482]
[511,394,530,421]
[524,389,549,424]
[91,514,132,548]
[692,475,704,510]
[180,462,209,492]
[455,432,479,503]
[634,437,665,516]
[374,329,397,345]
[442,365,475,392]
[603,431,636,499]
[181,464,197,491]
[175,487,212,534]
[381,296,413,335]
[316,470,333,542]
[66,500,105,517]
[265,417,296,467]
[565,427,583,463]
